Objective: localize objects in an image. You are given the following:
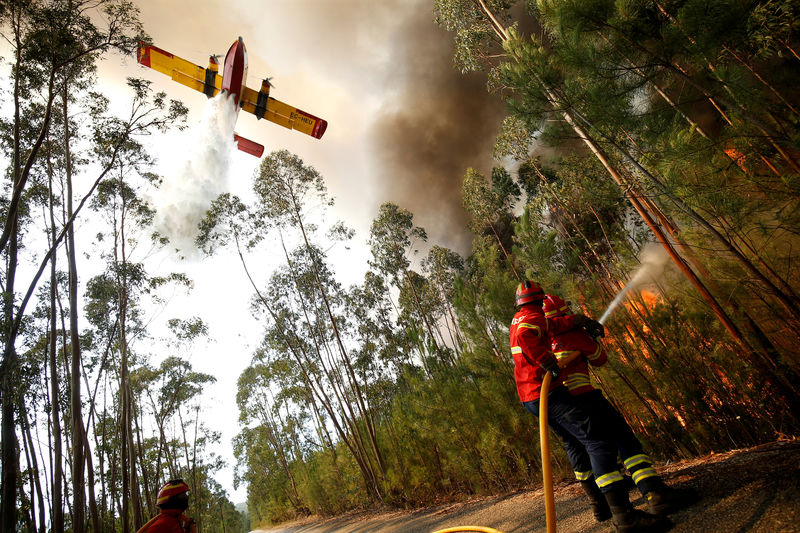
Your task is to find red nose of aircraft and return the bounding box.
[222,36,248,109]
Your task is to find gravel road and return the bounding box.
[254,439,800,533]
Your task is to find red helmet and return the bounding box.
[157,479,190,507]
[516,280,545,306]
[543,294,570,318]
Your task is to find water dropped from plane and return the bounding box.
[152,93,239,259]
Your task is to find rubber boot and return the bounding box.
[604,486,672,533]
[645,482,698,515]
[580,480,611,522]
[621,471,636,490]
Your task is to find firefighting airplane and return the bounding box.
[136,37,328,158]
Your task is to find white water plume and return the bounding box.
[598,243,671,325]
[152,93,239,259]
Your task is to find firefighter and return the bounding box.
[510,281,668,533]
[543,293,695,522]
[137,479,197,533]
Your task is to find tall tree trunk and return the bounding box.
[48,159,66,533]
[1,13,25,528]
[20,402,46,533]
[1,220,21,533]
[118,218,132,533]
[63,81,86,533]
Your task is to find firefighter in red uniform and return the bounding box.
[137,479,197,533]
[544,294,695,524]
[510,281,669,533]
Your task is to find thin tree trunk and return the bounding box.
[48,160,66,533]
[1,219,21,533]
[20,402,46,533]
[63,81,87,533]
[118,209,132,533]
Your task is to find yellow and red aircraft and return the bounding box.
[137,37,328,157]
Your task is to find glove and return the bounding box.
[540,355,561,380]
[574,314,605,339]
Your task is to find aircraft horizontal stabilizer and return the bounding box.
[233,134,265,158]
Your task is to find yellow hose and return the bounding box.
[433,526,500,533]
[539,372,557,533]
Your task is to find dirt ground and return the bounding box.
[253,439,800,533]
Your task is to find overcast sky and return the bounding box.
[90,0,506,504]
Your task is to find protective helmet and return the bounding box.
[543,294,570,318]
[515,280,545,306]
[157,479,190,507]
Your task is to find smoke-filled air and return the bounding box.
[3,1,800,533]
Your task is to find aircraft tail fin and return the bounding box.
[233,133,265,158]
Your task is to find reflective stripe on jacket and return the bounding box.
[551,327,607,396]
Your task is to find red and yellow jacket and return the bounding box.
[137,509,196,533]
[509,304,576,402]
[550,326,607,395]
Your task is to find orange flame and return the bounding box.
[621,289,660,334]
[639,289,658,308]
[724,147,747,170]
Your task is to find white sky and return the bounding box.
[3,0,505,506]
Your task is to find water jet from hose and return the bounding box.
[598,244,669,325]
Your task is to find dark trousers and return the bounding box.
[523,386,632,492]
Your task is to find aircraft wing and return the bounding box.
[240,85,328,139]
[137,42,222,98]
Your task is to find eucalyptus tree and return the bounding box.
[421,245,466,351]
[0,1,201,527]
[346,270,408,391]
[253,151,367,423]
[0,0,144,256]
[266,247,387,503]
[237,363,305,513]
[461,167,520,279]
[2,84,186,533]
[368,202,449,367]
[137,316,211,501]
[138,351,216,531]
[253,151,387,498]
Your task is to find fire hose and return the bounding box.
[539,350,582,533]
[431,351,585,533]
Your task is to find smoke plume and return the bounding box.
[368,2,506,253]
[152,93,238,258]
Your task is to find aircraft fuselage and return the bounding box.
[222,36,248,110]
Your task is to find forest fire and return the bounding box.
[724,147,747,170]
[639,289,658,308]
